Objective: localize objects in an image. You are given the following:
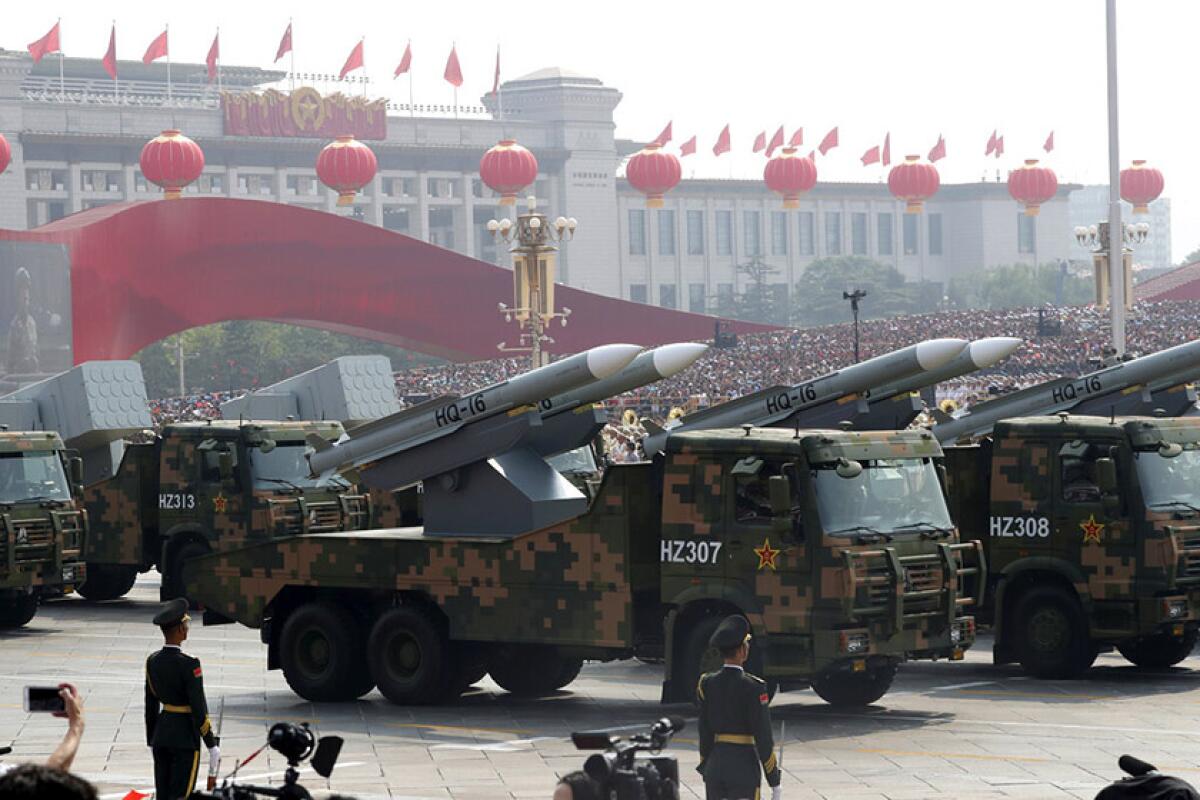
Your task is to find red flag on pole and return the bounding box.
[788,128,803,147]
[652,121,673,146]
[206,32,220,83]
[492,47,500,94]
[928,134,946,162]
[713,124,731,156]
[818,126,839,155]
[807,150,815,160]
[881,132,891,166]
[861,145,880,166]
[274,23,292,63]
[101,24,117,79]
[752,131,766,153]
[394,42,412,77]
[1043,130,1054,153]
[444,46,463,87]
[765,126,784,157]
[28,21,61,64]
[339,39,364,79]
[680,136,696,157]
[142,29,168,65]
[985,130,997,156]
[994,135,1005,158]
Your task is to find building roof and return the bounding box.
[1136,260,1200,302]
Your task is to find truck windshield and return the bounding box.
[813,457,952,536]
[1134,447,1200,510]
[249,441,344,490]
[546,446,598,475]
[0,451,72,503]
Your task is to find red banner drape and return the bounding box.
[221,88,387,140]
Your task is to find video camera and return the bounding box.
[192,722,343,800]
[571,717,684,800]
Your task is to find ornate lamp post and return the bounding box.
[488,196,576,368]
[843,289,868,362]
[1075,221,1148,311]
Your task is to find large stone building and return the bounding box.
[0,50,1114,314]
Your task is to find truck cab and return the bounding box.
[943,414,1200,677]
[0,431,87,627]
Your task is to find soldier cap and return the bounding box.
[709,614,752,649]
[153,598,190,628]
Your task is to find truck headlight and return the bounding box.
[1162,598,1188,620]
[950,626,962,644]
[839,632,869,654]
[61,566,75,583]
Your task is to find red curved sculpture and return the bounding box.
[1,198,773,363]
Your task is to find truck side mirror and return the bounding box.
[1095,457,1118,495]
[835,458,863,479]
[258,438,277,454]
[768,475,791,517]
[69,457,84,487]
[218,451,235,483]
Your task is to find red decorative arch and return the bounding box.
[1,199,774,363]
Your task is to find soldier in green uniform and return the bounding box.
[696,615,782,800]
[145,599,221,800]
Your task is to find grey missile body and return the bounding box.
[932,338,1200,442]
[642,338,967,453]
[538,342,708,418]
[307,343,641,476]
[867,337,1023,401]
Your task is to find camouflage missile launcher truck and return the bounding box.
[0,431,87,628]
[943,414,1200,678]
[81,420,370,601]
[185,425,983,707]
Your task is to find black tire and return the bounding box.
[811,663,897,707]
[368,606,450,705]
[1118,629,1198,669]
[488,646,584,696]
[279,601,371,702]
[161,541,209,603]
[1012,586,1096,679]
[77,563,138,601]
[449,643,490,694]
[0,593,38,629]
[678,615,777,704]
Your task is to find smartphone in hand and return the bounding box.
[23,686,66,713]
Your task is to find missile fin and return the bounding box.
[306,433,333,453]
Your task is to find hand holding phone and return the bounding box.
[24,686,65,714]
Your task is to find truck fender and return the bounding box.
[993,557,1091,646]
[661,588,769,703]
[159,524,211,571]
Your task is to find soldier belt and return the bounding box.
[714,734,755,745]
[161,704,192,713]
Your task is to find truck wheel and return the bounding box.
[77,564,138,601]
[679,615,777,704]
[0,593,38,628]
[449,643,490,694]
[280,602,370,702]
[1118,629,1198,669]
[1013,586,1096,679]
[368,607,449,705]
[812,663,897,707]
[161,541,209,603]
[489,646,583,695]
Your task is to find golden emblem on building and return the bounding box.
[290,87,327,132]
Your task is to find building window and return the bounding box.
[928,213,943,256]
[903,214,919,255]
[771,211,788,256]
[877,213,894,256]
[658,209,676,256]
[1018,214,1036,254]
[659,284,677,309]
[628,209,646,256]
[687,210,705,255]
[630,283,648,303]
[689,283,706,312]
[717,283,734,306]
[716,210,733,256]
[743,211,762,256]
[851,212,868,255]
[798,212,815,255]
[426,177,440,197]
[824,212,842,256]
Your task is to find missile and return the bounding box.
[643,337,967,454]
[869,337,1024,401]
[538,342,709,418]
[932,338,1200,443]
[307,343,641,476]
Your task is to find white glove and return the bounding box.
[771,786,782,800]
[208,746,221,775]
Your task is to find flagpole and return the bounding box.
[165,23,172,104]
[407,40,414,117]
[362,38,367,98]
[112,20,118,103]
[289,18,295,92]
[216,27,222,95]
[452,41,458,120]
[57,18,64,100]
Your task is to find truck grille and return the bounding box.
[1,510,84,568]
[267,495,370,536]
[842,542,985,632]
[1179,535,1200,580]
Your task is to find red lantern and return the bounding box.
[480,140,538,206]
[1120,159,1164,214]
[0,133,10,176]
[139,129,204,200]
[763,147,817,208]
[1007,159,1058,216]
[887,155,940,213]
[316,135,378,206]
[625,144,681,208]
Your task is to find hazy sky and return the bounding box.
[15,0,1193,260]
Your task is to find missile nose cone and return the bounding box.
[651,342,709,379]
[586,344,643,380]
[915,338,969,371]
[969,337,1023,369]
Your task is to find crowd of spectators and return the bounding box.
[149,301,1200,427]
[148,391,236,425]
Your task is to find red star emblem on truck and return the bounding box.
[213,493,228,514]
[754,538,780,571]
[1080,514,1104,543]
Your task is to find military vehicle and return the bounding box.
[0,430,87,627]
[185,349,982,707]
[81,419,372,601]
